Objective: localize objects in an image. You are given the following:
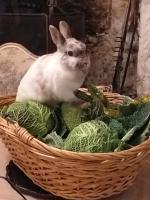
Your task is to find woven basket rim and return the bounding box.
[0,116,150,161]
[28,133,150,157]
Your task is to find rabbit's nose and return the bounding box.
[83,62,88,66]
[77,62,88,70]
[83,62,89,68]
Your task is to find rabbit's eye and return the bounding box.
[67,51,74,56]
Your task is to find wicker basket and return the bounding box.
[0,93,150,200]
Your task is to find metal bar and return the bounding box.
[112,0,132,92]
[120,20,137,91]
[120,0,139,91]
[47,0,57,24]
[47,0,57,7]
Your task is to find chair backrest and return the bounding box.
[0,42,38,96]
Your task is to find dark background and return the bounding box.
[0,0,86,55]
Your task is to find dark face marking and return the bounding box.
[65,38,87,57]
[61,38,90,74]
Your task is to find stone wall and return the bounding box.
[86,0,127,85]
[86,0,138,96]
[137,0,150,96]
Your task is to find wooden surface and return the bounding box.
[0,139,150,200]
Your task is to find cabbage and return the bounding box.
[134,95,150,104]
[1,101,54,138]
[63,120,120,153]
[114,103,150,151]
[119,103,137,117]
[84,84,106,120]
[61,103,85,131]
[118,103,150,131]
[108,119,125,138]
[42,131,64,148]
[129,120,150,145]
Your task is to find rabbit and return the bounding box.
[16,21,90,106]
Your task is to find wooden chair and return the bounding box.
[0,42,38,96]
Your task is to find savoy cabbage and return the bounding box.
[1,101,55,139]
[63,120,120,153]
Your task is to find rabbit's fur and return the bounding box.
[16,21,90,105]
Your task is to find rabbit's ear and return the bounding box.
[49,25,65,48]
[59,21,72,39]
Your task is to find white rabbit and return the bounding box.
[16,21,90,105]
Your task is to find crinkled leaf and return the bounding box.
[61,103,85,132]
[104,105,120,118]
[97,116,125,139]
[128,120,150,146]
[119,103,137,117]
[122,96,135,105]
[42,131,64,148]
[84,84,106,120]
[63,120,120,153]
[84,139,121,153]
[87,84,109,107]
[1,101,55,138]
[115,114,150,151]
[134,95,150,104]
[0,105,9,117]
[108,119,125,139]
[52,105,68,138]
[118,103,150,131]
